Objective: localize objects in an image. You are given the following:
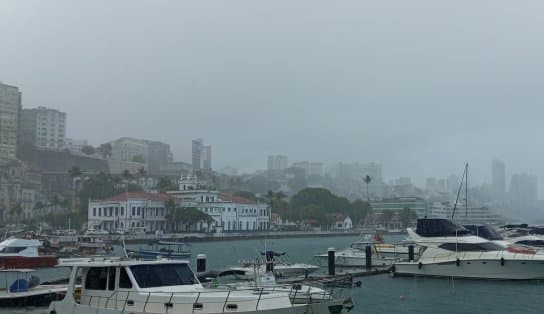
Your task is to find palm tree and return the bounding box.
[363,175,372,202]
[68,166,83,189]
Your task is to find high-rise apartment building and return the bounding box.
[509,173,538,206]
[192,138,203,171]
[491,159,506,200]
[0,82,22,160]
[202,145,211,170]
[22,106,66,151]
[292,161,324,177]
[107,137,173,175]
[267,155,288,171]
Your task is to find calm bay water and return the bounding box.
[2,235,543,313]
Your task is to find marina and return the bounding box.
[2,234,544,313]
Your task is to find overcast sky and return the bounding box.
[2,0,544,192]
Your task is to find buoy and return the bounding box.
[400,295,406,301]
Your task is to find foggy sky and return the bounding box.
[2,0,544,192]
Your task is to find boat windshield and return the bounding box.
[130,263,198,288]
[438,242,504,252]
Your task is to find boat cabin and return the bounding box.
[416,219,472,237]
[0,238,42,257]
[52,258,300,314]
[60,258,203,311]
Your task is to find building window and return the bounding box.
[93,208,96,217]
[137,207,140,216]
[121,207,124,216]
[115,208,118,216]
[99,208,102,216]
[132,207,135,216]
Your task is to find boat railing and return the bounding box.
[78,287,301,313]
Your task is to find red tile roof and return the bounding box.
[220,194,256,205]
[101,192,171,202]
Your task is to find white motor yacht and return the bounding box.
[49,257,354,314]
[393,219,544,280]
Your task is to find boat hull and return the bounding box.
[0,256,58,269]
[393,258,544,280]
[49,295,353,314]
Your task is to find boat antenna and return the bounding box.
[121,235,128,258]
[465,163,469,218]
[451,163,468,220]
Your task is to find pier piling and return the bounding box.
[328,247,335,276]
[365,245,372,269]
[197,254,207,272]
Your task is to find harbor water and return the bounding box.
[2,235,543,313]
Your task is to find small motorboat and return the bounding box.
[0,237,58,269]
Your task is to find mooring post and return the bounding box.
[365,245,372,269]
[328,247,335,276]
[197,254,207,272]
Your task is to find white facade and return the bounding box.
[88,193,167,232]
[426,202,503,225]
[168,174,271,231]
[65,138,88,155]
[334,217,353,230]
[0,83,21,160]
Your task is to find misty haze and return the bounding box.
[1,1,544,314]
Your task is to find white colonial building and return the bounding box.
[168,174,271,231]
[87,192,168,232]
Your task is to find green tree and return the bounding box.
[81,145,96,155]
[157,177,177,193]
[349,199,371,226]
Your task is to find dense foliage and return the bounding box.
[267,188,372,226]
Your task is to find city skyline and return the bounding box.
[2,1,544,193]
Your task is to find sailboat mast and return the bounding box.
[465,163,469,218]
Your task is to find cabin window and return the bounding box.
[438,242,503,252]
[85,267,109,290]
[119,267,132,289]
[130,263,198,288]
[0,246,26,253]
[108,267,116,290]
[517,240,544,247]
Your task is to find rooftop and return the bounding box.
[100,192,171,202]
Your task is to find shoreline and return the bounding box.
[121,231,362,244]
